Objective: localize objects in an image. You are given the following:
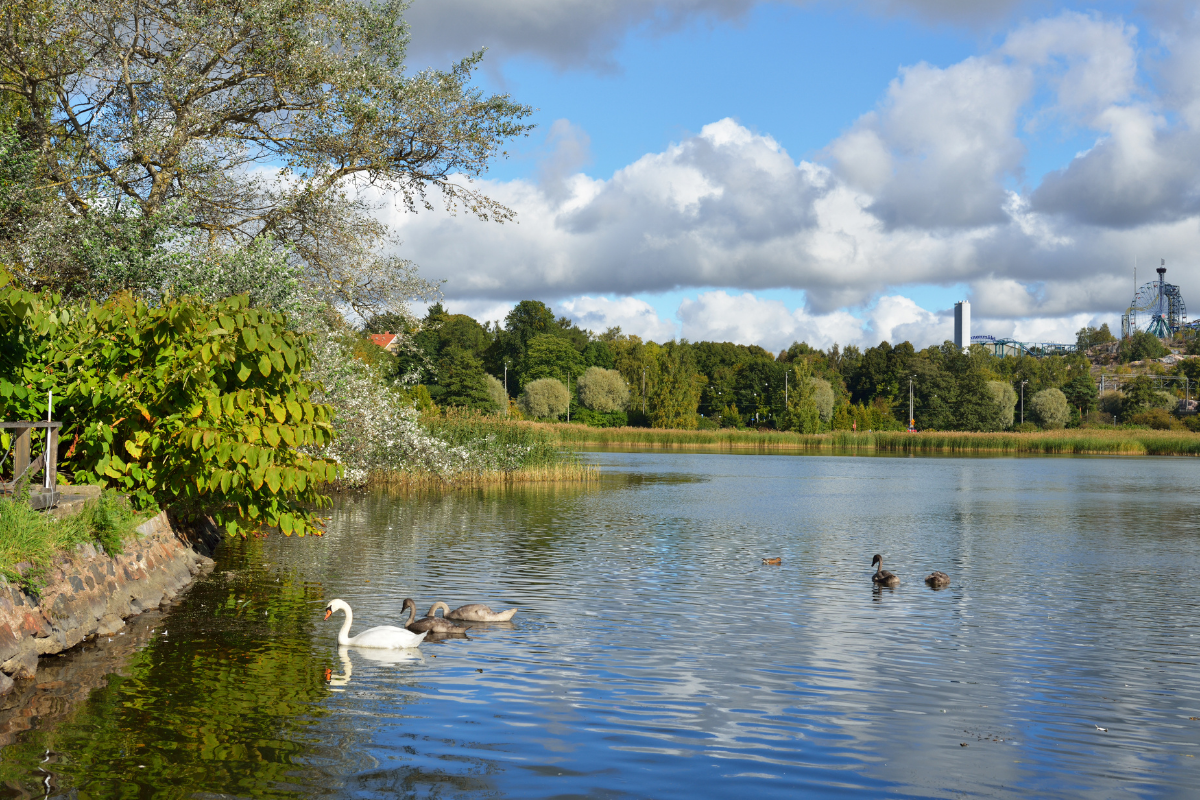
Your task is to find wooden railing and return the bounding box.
[1,421,63,509]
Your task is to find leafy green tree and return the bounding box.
[1062,372,1098,414]
[811,378,835,423]
[1076,323,1117,351]
[1029,388,1070,428]
[582,339,615,369]
[518,378,569,419]
[1119,331,1170,363]
[577,367,629,412]
[987,381,1018,428]
[0,0,533,313]
[1119,376,1159,420]
[522,334,587,386]
[437,347,492,410]
[649,343,702,429]
[485,375,508,413]
[780,361,819,433]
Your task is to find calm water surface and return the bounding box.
[1,452,1200,798]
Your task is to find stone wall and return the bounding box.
[0,511,216,693]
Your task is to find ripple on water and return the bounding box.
[1,452,1199,798]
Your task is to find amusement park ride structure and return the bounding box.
[970,263,1194,358]
[1121,263,1189,339]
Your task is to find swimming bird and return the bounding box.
[436,602,518,622]
[925,571,951,588]
[762,557,782,565]
[324,599,426,648]
[871,554,899,587]
[404,599,466,633]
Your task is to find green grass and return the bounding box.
[517,422,1200,457]
[0,490,150,591]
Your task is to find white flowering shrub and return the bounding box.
[304,331,556,485]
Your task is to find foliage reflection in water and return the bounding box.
[1,452,1199,798]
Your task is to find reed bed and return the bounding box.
[523,422,1200,457]
[365,462,600,490]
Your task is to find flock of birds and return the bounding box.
[323,597,517,649]
[761,554,951,589]
[324,554,944,651]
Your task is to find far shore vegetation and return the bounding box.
[525,422,1200,457]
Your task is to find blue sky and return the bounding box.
[385,0,1200,351]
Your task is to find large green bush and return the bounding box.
[986,380,1017,427]
[0,273,338,536]
[518,378,569,419]
[1029,387,1070,429]
[577,367,629,413]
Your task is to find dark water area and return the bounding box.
[1,452,1199,798]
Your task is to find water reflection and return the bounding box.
[0,452,1197,798]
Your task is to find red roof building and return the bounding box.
[369,332,400,353]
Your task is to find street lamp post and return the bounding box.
[908,376,915,432]
[1020,380,1029,424]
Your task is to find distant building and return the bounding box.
[370,332,401,354]
[954,301,970,351]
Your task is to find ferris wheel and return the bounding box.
[1121,266,1186,338]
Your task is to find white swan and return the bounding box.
[323,599,426,648]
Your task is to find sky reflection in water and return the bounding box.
[1,452,1198,798]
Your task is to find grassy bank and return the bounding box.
[522,422,1200,457]
[0,491,149,587]
[364,414,599,488]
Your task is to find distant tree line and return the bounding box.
[365,301,1199,431]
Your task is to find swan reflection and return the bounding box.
[326,645,425,691]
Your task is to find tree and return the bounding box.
[522,334,587,386]
[1076,324,1117,351]
[649,343,702,429]
[1119,376,1159,420]
[1029,388,1070,428]
[1062,372,1098,414]
[519,378,569,419]
[987,381,1018,428]
[811,378,835,423]
[1119,331,1170,363]
[577,367,629,413]
[780,361,819,433]
[485,375,508,413]
[437,347,492,410]
[0,0,532,314]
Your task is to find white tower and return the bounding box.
[954,301,971,351]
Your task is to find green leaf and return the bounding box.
[243,326,258,351]
[258,354,271,377]
[236,361,252,382]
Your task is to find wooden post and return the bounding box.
[45,426,58,488]
[12,427,29,486]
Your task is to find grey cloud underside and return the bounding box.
[1031,131,1200,228]
[403,0,1044,69]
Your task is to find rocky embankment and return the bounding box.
[0,511,217,693]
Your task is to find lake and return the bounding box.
[1,451,1199,798]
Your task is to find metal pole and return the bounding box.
[785,371,788,408]
[1020,381,1027,424]
[566,375,570,423]
[503,363,508,417]
[909,378,914,431]
[44,390,52,490]
[642,367,646,416]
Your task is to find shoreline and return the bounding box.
[512,422,1200,457]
